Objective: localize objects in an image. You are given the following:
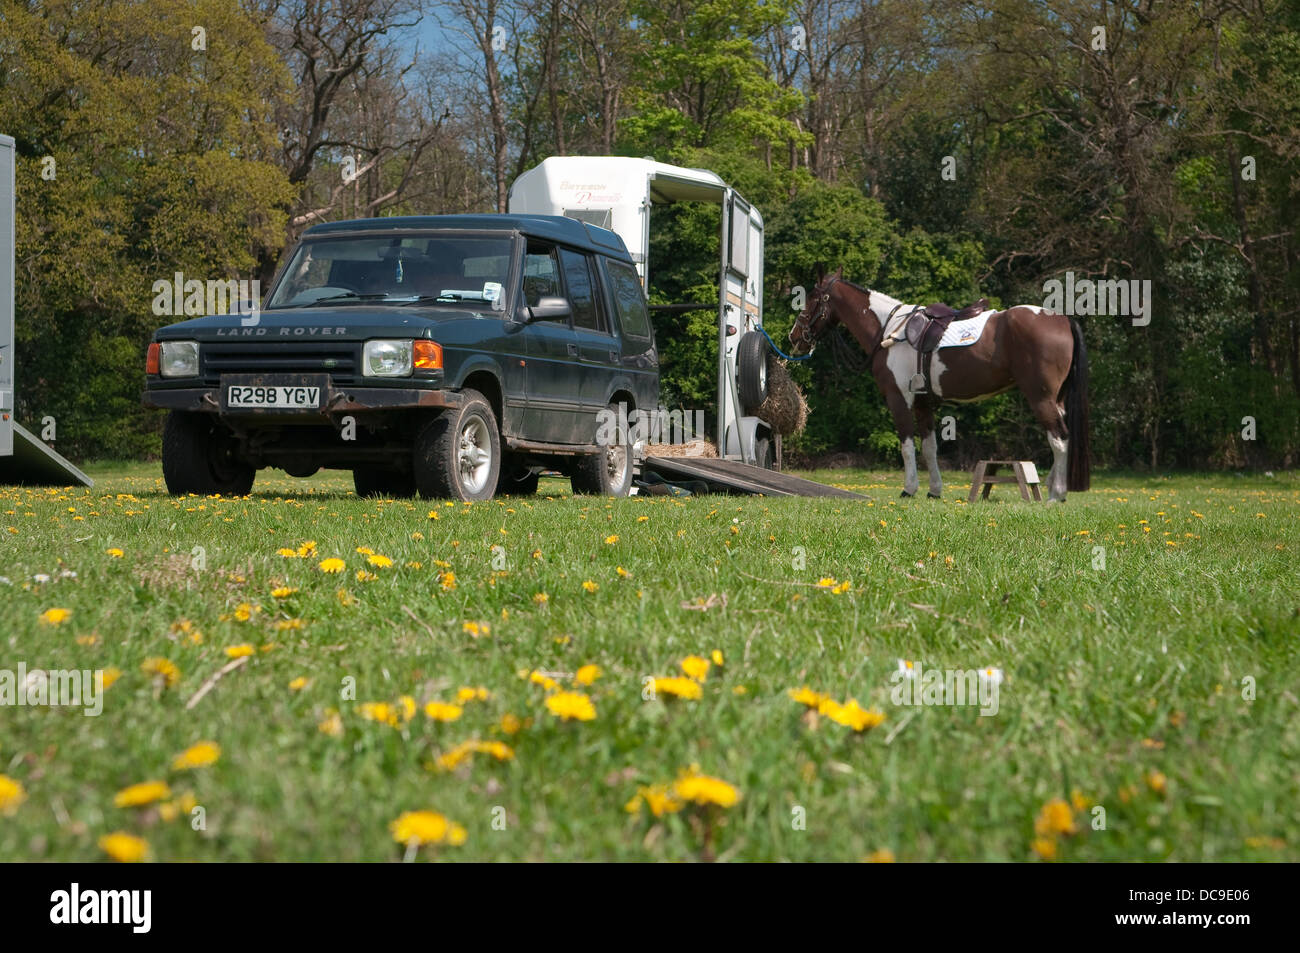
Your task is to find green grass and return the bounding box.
[1,462,1297,861]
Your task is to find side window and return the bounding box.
[602,259,652,340]
[522,241,563,316]
[560,248,604,333]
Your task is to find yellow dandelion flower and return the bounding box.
[171,741,221,771]
[424,701,464,722]
[141,657,180,687]
[367,553,393,568]
[575,664,601,686]
[532,592,549,605]
[0,775,26,815]
[582,579,598,593]
[1070,789,1091,812]
[1031,837,1058,861]
[1033,798,1077,837]
[626,784,683,818]
[546,691,596,721]
[106,548,124,558]
[788,685,827,708]
[819,698,886,732]
[815,577,836,589]
[389,810,467,848]
[355,546,375,556]
[277,548,298,557]
[462,620,491,638]
[318,711,343,736]
[500,713,524,735]
[232,602,254,622]
[455,686,490,703]
[616,565,630,578]
[400,695,417,722]
[318,557,346,573]
[288,676,309,692]
[711,650,724,667]
[224,644,255,659]
[336,588,358,607]
[653,676,702,700]
[439,571,457,591]
[1145,770,1168,795]
[864,848,896,863]
[360,701,401,726]
[39,607,70,625]
[681,655,710,682]
[673,767,740,808]
[604,534,619,544]
[274,618,304,632]
[99,832,149,863]
[271,586,297,598]
[100,667,122,690]
[114,780,171,808]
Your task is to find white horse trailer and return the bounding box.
[0,133,92,487]
[509,156,775,468]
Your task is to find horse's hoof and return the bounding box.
[927,492,942,499]
[900,491,914,498]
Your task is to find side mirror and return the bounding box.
[528,295,572,322]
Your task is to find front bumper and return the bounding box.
[143,380,463,416]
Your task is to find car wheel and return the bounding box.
[737,330,769,412]
[571,403,633,497]
[353,465,416,498]
[162,411,255,496]
[412,389,500,501]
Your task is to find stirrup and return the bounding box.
[909,373,926,393]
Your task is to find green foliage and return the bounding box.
[1,0,294,460]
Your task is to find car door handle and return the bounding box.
[567,343,578,356]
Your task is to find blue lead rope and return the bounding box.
[757,324,813,362]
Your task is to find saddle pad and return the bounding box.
[938,309,995,348]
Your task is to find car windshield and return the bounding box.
[266,234,514,310]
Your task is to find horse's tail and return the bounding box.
[1065,319,1091,492]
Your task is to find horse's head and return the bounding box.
[789,272,845,356]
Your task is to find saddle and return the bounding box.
[882,298,990,394]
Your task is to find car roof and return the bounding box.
[302,214,632,261]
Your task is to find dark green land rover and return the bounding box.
[143,215,659,501]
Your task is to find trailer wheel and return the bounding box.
[162,411,255,496]
[737,330,769,411]
[412,389,500,501]
[571,403,633,497]
[352,465,416,498]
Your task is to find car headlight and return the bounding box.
[363,339,414,377]
[159,341,200,378]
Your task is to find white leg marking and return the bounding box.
[900,439,919,496]
[922,431,942,496]
[1048,433,1068,501]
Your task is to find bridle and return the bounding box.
[790,276,842,353]
[791,277,893,363]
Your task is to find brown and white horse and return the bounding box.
[788,274,1090,501]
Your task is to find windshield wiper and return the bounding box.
[401,293,496,305]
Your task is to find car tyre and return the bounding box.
[571,403,633,497]
[162,411,255,496]
[412,389,500,501]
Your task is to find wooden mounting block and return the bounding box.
[968,460,1042,502]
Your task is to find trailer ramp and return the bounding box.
[642,456,864,498]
